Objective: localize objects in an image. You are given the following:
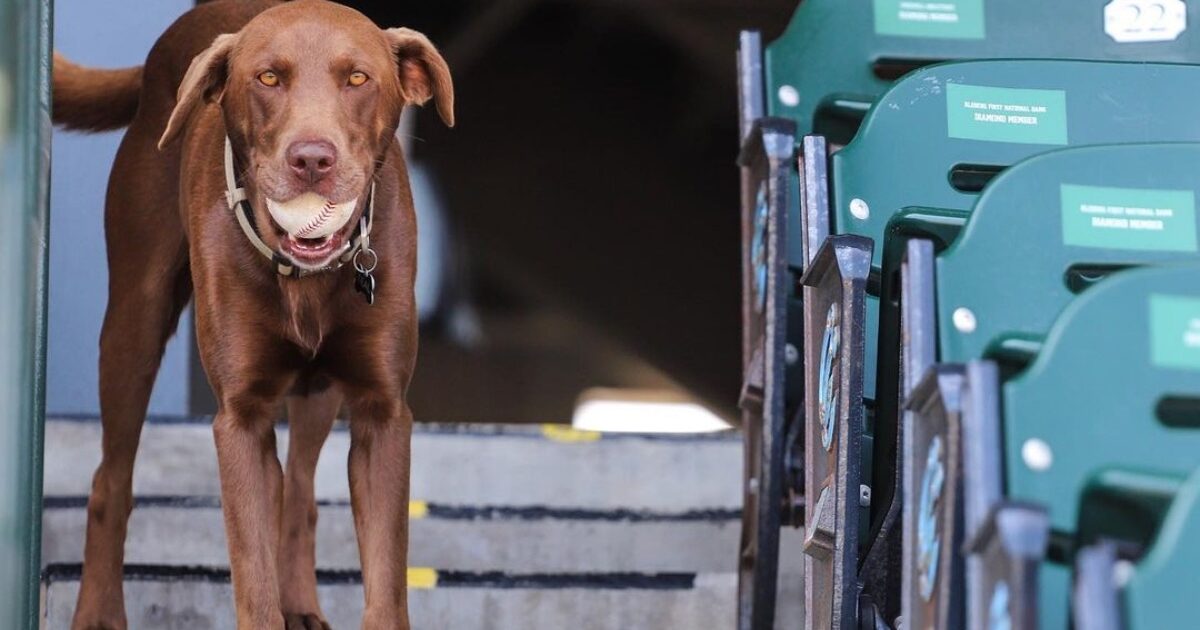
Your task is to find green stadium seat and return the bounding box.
[908,263,1200,627]
[899,144,1200,628]
[739,7,1200,628]
[830,60,1200,272]
[1005,264,1200,605]
[763,0,1200,141]
[797,64,1200,625]
[887,143,1200,403]
[814,60,1200,429]
[936,144,1200,365]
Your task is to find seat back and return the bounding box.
[922,265,1200,628]
[766,0,1200,139]
[900,147,1200,627]
[935,143,1200,364]
[830,60,1200,270]
[840,61,1200,400]
[1003,264,1200,535]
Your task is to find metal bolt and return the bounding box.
[785,343,799,366]
[1022,438,1053,472]
[850,198,870,221]
[748,477,759,494]
[952,307,977,334]
[777,85,800,107]
[859,484,872,507]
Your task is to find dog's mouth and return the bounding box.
[260,191,363,270]
[274,221,354,269]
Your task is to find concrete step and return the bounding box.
[41,417,808,628]
[42,497,745,573]
[44,418,741,510]
[42,565,804,630]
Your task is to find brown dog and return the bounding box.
[52,1,453,628]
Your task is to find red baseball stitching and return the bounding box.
[296,201,336,238]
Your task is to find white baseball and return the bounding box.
[265,193,358,239]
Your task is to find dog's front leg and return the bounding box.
[279,387,341,630]
[213,396,288,630]
[347,395,414,630]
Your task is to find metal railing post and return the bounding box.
[0,0,51,627]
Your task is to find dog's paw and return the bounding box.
[71,609,127,630]
[73,624,125,630]
[284,612,332,630]
[71,618,126,630]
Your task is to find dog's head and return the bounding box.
[160,0,453,270]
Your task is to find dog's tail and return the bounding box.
[52,52,143,132]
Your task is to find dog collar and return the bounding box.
[222,136,375,280]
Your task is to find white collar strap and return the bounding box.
[223,136,375,278]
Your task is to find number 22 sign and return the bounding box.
[1106,0,1188,43]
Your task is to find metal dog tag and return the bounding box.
[355,270,376,305]
[353,246,378,305]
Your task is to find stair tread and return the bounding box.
[42,498,750,573]
[44,418,741,510]
[42,564,804,630]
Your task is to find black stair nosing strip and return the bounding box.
[44,496,224,509]
[425,505,741,523]
[46,415,738,442]
[41,564,698,590]
[42,564,233,585]
[435,571,697,590]
[41,495,741,523]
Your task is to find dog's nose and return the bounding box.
[286,140,337,184]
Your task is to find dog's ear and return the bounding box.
[385,28,454,128]
[158,33,238,149]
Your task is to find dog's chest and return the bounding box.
[279,282,332,357]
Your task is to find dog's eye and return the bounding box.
[257,71,280,87]
[348,71,369,87]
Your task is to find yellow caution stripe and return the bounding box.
[541,424,601,443]
[407,567,438,589]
